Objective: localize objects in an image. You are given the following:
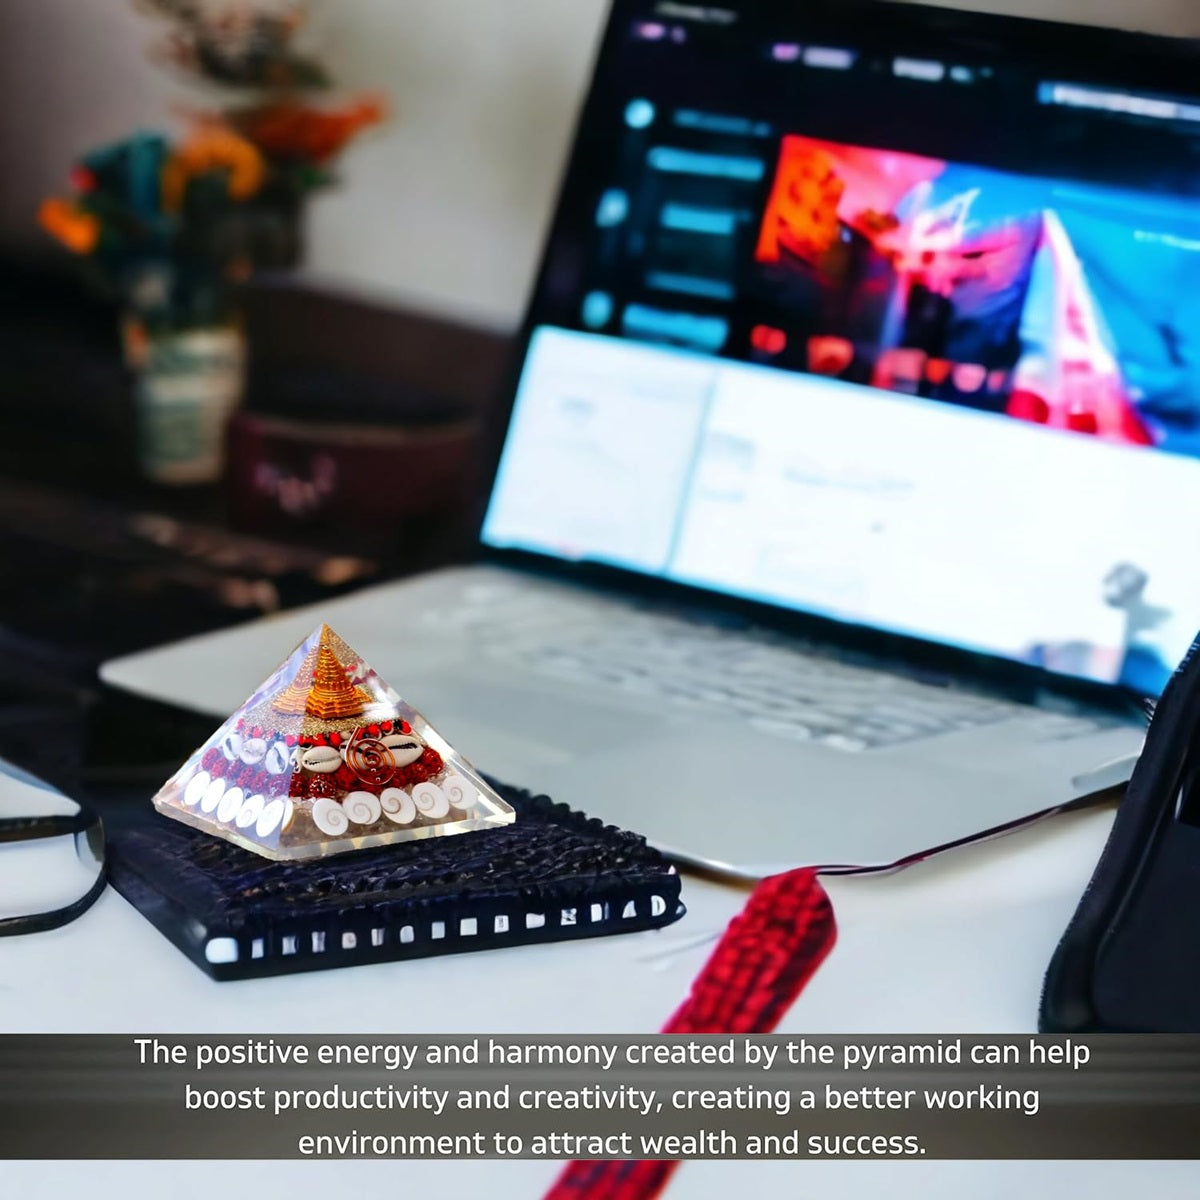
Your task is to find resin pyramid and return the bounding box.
[152,624,516,860]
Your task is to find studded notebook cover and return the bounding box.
[107,778,685,981]
[113,623,684,979]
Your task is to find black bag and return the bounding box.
[1041,634,1200,1032]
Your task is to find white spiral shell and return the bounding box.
[264,741,292,775]
[311,797,350,837]
[220,731,243,762]
[217,786,244,824]
[235,793,264,830]
[256,798,286,839]
[440,770,479,810]
[183,770,210,808]
[380,787,416,825]
[200,776,226,814]
[412,782,450,820]
[239,737,267,765]
[342,790,382,826]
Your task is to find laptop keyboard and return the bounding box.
[422,579,1109,752]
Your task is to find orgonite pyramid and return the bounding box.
[152,624,516,860]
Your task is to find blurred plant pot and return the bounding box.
[128,321,246,485]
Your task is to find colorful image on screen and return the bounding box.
[750,135,1200,458]
[486,21,1200,698]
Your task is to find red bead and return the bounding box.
[307,774,337,799]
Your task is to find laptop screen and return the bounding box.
[481,0,1200,698]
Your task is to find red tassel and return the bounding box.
[543,869,836,1200]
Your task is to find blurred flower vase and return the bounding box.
[127,320,247,485]
[39,2,385,485]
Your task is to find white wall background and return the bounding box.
[2,0,1197,331]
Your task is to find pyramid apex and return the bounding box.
[269,624,367,719]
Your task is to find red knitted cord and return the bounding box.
[543,867,837,1200]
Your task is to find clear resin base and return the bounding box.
[152,624,515,860]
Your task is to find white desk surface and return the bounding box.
[4,611,1195,1197]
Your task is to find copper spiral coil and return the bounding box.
[344,731,397,787]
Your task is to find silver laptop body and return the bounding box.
[109,0,1200,876]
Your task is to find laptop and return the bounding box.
[104,0,1200,877]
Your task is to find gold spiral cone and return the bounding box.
[271,624,371,719]
[270,643,320,715]
[306,643,371,720]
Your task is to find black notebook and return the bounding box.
[106,778,686,981]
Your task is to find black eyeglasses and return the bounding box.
[0,771,107,937]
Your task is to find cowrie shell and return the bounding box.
[239,737,267,765]
[220,731,243,762]
[380,732,424,768]
[301,745,342,773]
[264,741,292,775]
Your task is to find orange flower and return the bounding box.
[37,197,101,254]
[161,126,265,212]
[233,95,386,163]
